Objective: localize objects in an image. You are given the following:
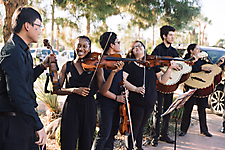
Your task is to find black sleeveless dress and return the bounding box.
[60,61,98,150]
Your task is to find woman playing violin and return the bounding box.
[123,40,180,150]
[57,35,123,150]
[179,44,224,137]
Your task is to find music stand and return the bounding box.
[161,88,197,150]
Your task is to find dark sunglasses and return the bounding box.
[115,41,120,44]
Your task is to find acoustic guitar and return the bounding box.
[156,52,208,93]
[184,63,222,98]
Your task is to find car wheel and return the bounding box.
[208,90,224,115]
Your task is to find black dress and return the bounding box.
[60,61,98,150]
[123,62,160,149]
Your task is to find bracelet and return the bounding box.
[115,95,117,101]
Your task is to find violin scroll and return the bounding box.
[43,39,60,94]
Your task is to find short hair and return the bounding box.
[99,32,117,54]
[77,35,91,48]
[74,35,92,59]
[160,25,175,41]
[126,40,145,59]
[11,6,42,33]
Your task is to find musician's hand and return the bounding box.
[116,94,126,103]
[73,87,90,97]
[192,55,199,62]
[169,60,181,71]
[135,86,145,95]
[42,55,50,68]
[201,66,213,72]
[218,56,225,66]
[112,61,124,73]
[125,90,129,98]
[35,128,47,149]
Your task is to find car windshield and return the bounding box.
[30,50,35,53]
[70,52,74,58]
[42,49,51,55]
[203,50,225,64]
[53,50,59,55]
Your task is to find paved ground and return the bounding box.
[143,106,225,150]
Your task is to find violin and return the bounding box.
[119,81,131,135]
[81,52,187,71]
[43,39,60,94]
[81,52,137,71]
[139,55,192,67]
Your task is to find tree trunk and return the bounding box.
[56,25,59,50]
[86,17,90,35]
[138,26,140,40]
[51,0,55,48]
[198,21,201,46]
[202,24,206,46]
[152,25,155,48]
[189,31,191,43]
[3,0,27,44]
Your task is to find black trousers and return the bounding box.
[60,97,97,150]
[152,92,173,139]
[127,104,153,150]
[92,100,120,150]
[0,115,41,150]
[180,96,208,133]
[223,87,225,127]
[223,108,225,127]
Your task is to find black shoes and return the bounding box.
[201,131,213,137]
[221,127,225,133]
[179,131,186,136]
[159,135,175,144]
[150,138,158,147]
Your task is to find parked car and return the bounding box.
[199,46,225,115]
[36,47,58,62]
[180,46,225,115]
[58,50,74,69]
[30,48,37,59]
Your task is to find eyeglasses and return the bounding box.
[33,23,43,30]
[132,44,143,50]
[115,41,120,45]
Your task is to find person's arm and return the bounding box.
[157,60,181,84]
[101,90,126,103]
[33,55,50,81]
[56,63,90,96]
[97,61,125,104]
[123,71,145,95]
[97,61,124,94]
[2,47,43,131]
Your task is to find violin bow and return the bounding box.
[87,32,112,88]
[143,49,146,97]
[122,81,136,148]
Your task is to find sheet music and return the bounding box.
[161,89,197,117]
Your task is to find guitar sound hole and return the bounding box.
[204,70,211,73]
[173,63,183,71]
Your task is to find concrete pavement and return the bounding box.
[143,106,225,150]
